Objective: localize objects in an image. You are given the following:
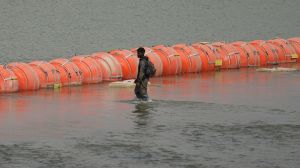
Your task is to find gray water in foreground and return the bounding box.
[0,68,300,168]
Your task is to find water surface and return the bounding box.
[1,68,300,168]
[0,0,299,63]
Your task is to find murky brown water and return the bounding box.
[1,67,300,168]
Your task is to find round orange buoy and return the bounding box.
[289,37,300,42]
[231,41,260,67]
[212,42,240,69]
[0,65,18,92]
[172,44,202,73]
[110,49,138,80]
[192,42,221,72]
[91,52,122,81]
[269,38,298,63]
[29,61,61,88]
[152,45,182,75]
[288,38,300,62]
[71,55,103,84]
[7,62,40,91]
[247,43,267,66]
[250,40,282,65]
[131,47,163,77]
[50,58,82,86]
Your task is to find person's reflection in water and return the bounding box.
[132,102,153,127]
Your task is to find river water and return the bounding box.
[1,68,300,168]
[1,0,300,168]
[0,0,299,63]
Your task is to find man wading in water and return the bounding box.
[134,47,156,101]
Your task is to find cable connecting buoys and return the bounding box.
[7,62,40,91]
[250,40,282,65]
[131,47,163,77]
[50,58,82,86]
[192,42,221,71]
[71,55,103,84]
[287,38,300,62]
[0,65,18,93]
[212,42,240,69]
[29,61,61,88]
[110,50,138,80]
[152,45,182,75]
[172,44,202,73]
[91,52,122,81]
[231,41,260,67]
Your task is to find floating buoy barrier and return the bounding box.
[250,40,281,65]
[173,44,202,73]
[287,38,300,62]
[1,37,299,93]
[71,55,103,84]
[268,38,297,63]
[152,45,182,75]
[110,50,138,80]
[212,42,240,69]
[0,65,18,92]
[50,58,82,86]
[7,62,40,91]
[231,41,260,67]
[256,67,297,72]
[91,52,122,81]
[29,61,61,88]
[192,42,221,71]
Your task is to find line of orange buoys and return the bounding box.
[1,37,300,93]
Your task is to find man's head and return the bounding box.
[137,47,145,58]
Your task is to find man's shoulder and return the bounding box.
[140,56,149,62]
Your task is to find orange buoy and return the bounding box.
[250,40,282,65]
[131,47,163,77]
[289,37,300,42]
[212,42,240,69]
[288,38,300,62]
[50,58,82,86]
[91,52,122,81]
[71,55,103,84]
[172,44,202,73]
[268,38,297,63]
[29,61,61,88]
[110,49,138,80]
[247,43,267,66]
[152,45,182,75]
[0,65,18,92]
[231,41,260,67]
[7,62,40,91]
[285,38,300,62]
[192,42,221,72]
